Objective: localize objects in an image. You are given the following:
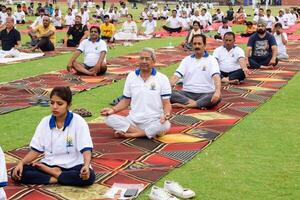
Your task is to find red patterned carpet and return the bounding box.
[3,41,300,199]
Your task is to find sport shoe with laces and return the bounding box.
[148,185,179,200]
[164,180,195,199]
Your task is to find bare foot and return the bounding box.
[32,163,62,178]
[171,103,187,108]
[261,65,274,69]
[114,131,127,138]
[228,79,240,85]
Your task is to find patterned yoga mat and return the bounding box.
[0,46,191,115]
[3,42,300,199]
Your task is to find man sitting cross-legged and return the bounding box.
[27,16,56,52]
[213,32,251,85]
[170,34,222,109]
[63,15,88,47]
[245,20,278,69]
[67,26,107,76]
[101,48,172,139]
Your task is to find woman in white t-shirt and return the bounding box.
[114,14,138,40]
[12,87,95,186]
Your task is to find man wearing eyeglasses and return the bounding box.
[101,48,172,139]
[67,26,107,76]
[213,32,251,85]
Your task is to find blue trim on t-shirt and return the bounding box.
[175,71,183,77]
[135,68,157,76]
[122,95,132,99]
[80,147,93,153]
[0,182,7,187]
[49,111,73,131]
[211,72,220,77]
[191,51,209,58]
[30,146,44,153]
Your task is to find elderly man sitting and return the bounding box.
[213,32,251,84]
[101,48,172,139]
[170,34,222,109]
[0,17,21,58]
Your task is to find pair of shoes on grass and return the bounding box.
[29,98,50,107]
[149,180,195,200]
[73,108,92,117]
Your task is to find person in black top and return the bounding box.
[226,6,234,21]
[63,15,88,47]
[245,20,278,69]
[0,17,21,51]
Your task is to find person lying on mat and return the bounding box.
[245,20,278,69]
[0,17,21,58]
[26,16,56,52]
[11,86,95,186]
[67,26,107,76]
[101,48,172,139]
[213,32,251,85]
[170,34,222,109]
[63,15,88,47]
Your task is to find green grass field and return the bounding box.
[1,3,300,200]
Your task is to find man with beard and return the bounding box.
[170,34,221,109]
[245,20,278,69]
[67,26,107,76]
[213,32,251,84]
[64,15,88,47]
[101,48,172,139]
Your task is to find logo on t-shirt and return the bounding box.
[150,82,156,90]
[66,135,73,147]
[254,40,269,57]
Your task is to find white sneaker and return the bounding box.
[164,180,195,199]
[148,186,179,200]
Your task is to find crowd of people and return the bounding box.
[0,0,300,198]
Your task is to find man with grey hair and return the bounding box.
[245,19,278,69]
[0,17,21,58]
[101,48,172,139]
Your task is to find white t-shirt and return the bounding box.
[265,15,276,29]
[217,26,232,37]
[65,14,75,26]
[213,46,245,73]
[122,21,138,33]
[253,15,268,23]
[0,12,7,24]
[14,11,25,21]
[72,8,78,16]
[1,15,16,25]
[0,146,7,200]
[80,12,89,25]
[274,32,287,54]
[77,38,107,67]
[52,15,62,27]
[96,8,104,16]
[166,16,181,29]
[161,10,169,18]
[198,15,208,27]
[216,12,224,21]
[175,53,220,93]
[30,16,44,28]
[123,69,171,124]
[277,15,289,26]
[120,7,128,16]
[141,11,149,20]
[142,20,156,35]
[180,17,191,29]
[205,12,212,24]
[151,10,160,18]
[30,112,93,169]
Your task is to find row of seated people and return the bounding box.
[4,25,284,187]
